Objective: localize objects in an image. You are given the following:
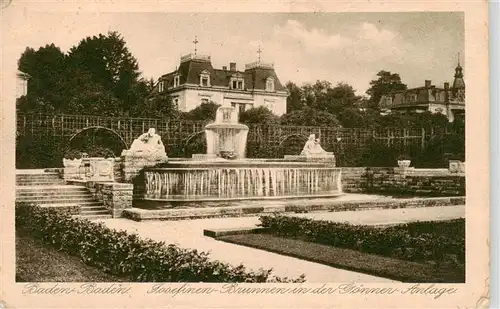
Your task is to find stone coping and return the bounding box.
[203,227,268,238]
[122,196,465,221]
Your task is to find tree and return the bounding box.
[280,107,340,127]
[17,44,67,112]
[67,31,141,114]
[338,107,367,128]
[134,95,181,120]
[182,101,220,122]
[239,106,280,125]
[366,70,407,110]
[285,81,304,113]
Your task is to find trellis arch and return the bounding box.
[68,126,128,151]
[277,133,309,148]
[181,131,206,157]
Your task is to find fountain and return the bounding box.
[141,104,342,202]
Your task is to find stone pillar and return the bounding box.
[121,152,168,182]
[96,182,133,218]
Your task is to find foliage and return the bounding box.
[285,81,305,113]
[259,215,465,265]
[280,107,340,127]
[15,204,306,283]
[366,70,407,109]
[17,31,146,116]
[181,101,219,122]
[67,31,141,112]
[358,138,398,167]
[16,136,65,168]
[416,132,465,168]
[134,94,181,120]
[397,153,411,160]
[82,146,116,158]
[64,148,83,160]
[17,44,67,113]
[239,106,280,125]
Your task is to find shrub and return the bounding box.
[359,138,398,167]
[82,146,115,158]
[15,204,305,283]
[64,148,83,159]
[259,215,465,265]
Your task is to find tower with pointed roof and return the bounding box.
[378,54,465,122]
[451,56,465,102]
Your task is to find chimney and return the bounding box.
[444,82,449,90]
[425,80,432,88]
[230,62,236,71]
[222,66,227,71]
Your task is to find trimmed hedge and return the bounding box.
[15,204,305,282]
[259,215,465,265]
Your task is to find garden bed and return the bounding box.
[218,234,464,283]
[15,203,305,283]
[16,228,124,282]
[215,215,465,283]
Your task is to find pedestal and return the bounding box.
[121,151,168,182]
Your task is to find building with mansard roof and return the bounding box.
[379,60,465,122]
[151,52,289,116]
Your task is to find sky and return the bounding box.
[4,11,464,95]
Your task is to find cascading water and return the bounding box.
[144,167,342,200]
[142,104,342,202]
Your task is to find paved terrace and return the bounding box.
[96,205,464,282]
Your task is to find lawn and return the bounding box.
[219,233,465,283]
[16,229,125,282]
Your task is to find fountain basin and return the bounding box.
[141,160,342,202]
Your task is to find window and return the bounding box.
[238,104,246,114]
[201,98,209,104]
[266,77,275,91]
[173,98,179,110]
[230,76,244,90]
[158,81,165,92]
[264,100,274,110]
[173,75,180,88]
[199,70,210,87]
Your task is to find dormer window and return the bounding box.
[173,75,180,88]
[230,74,244,90]
[266,77,275,91]
[158,81,165,92]
[199,70,211,87]
[232,80,244,89]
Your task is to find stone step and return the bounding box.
[16,177,62,181]
[74,214,113,220]
[16,190,90,197]
[16,170,60,175]
[16,185,87,191]
[29,201,103,206]
[16,181,66,186]
[16,197,98,204]
[81,209,110,215]
[16,192,94,200]
[81,205,109,210]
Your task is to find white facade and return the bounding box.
[169,85,287,116]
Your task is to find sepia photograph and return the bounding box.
[0,1,490,308]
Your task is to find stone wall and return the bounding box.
[86,181,133,217]
[113,157,123,183]
[341,167,465,196]
[121,153,166,182]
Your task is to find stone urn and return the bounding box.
[397,160,411,168]
[63,158,83,168]
[449,160,466,173]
